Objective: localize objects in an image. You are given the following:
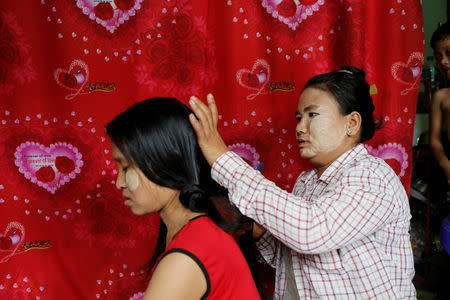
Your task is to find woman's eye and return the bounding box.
[296,116,302,121]
[122,166,129,172]
[308,112,318,118]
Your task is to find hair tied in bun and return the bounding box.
[180,184,208,212]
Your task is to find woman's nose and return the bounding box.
[115,172,127,190]
[296,120,307,136]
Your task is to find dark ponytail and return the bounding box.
[180,184,209,211]
[179,182,245,233]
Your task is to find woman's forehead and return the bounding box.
[297,88,339,110]
[110,142,127,162]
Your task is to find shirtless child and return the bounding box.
[431,22,450,184]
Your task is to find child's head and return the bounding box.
[431,22,450,79]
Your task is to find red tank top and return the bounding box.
[156,216,260,299]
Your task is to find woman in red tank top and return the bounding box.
[106,97,260,299]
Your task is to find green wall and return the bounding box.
[423,0,447,60]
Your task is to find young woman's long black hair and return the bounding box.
[106,97,262,295]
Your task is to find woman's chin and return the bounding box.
[299,149,315,160]
[128,205,140,216]
[129,206,152,217]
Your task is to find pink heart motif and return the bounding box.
[228,143,263,171]
[0,221,25,263]
[14,142,84,194]
[129,292,145,300]
[261,0,325,31]
[365,142,408,178]
[391,51,423,95]
[76,0,144,34]
[54,59,89,100]
[236,59,271,100]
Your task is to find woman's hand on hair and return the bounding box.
[189,94,229,166]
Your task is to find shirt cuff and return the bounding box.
[256,230,273,249]
[211,151,246,189]
[255,230,278,267]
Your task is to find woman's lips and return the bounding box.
[297,139,308,147]
[122,195,131,206]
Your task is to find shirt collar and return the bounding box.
[318,144,367,184]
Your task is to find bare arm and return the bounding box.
[144,252,207,300]
[429,89,450,183]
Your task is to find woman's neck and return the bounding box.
[159,196,204,245]
[314,142,358,178]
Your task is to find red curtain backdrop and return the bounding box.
[0,0,423,299]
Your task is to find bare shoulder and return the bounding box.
[144,251,207,300]
[433,88,450,105]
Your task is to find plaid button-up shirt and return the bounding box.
[212,144,416,299]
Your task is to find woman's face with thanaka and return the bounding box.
[110,142,177,216]
[295,87,350,168]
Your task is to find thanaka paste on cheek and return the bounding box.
[309,114,346,154]
[125,169,139,192]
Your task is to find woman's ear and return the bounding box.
[346,111,362,138]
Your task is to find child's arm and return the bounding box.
[430,89,450,183]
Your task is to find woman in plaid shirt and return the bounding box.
[189,66,416,299]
